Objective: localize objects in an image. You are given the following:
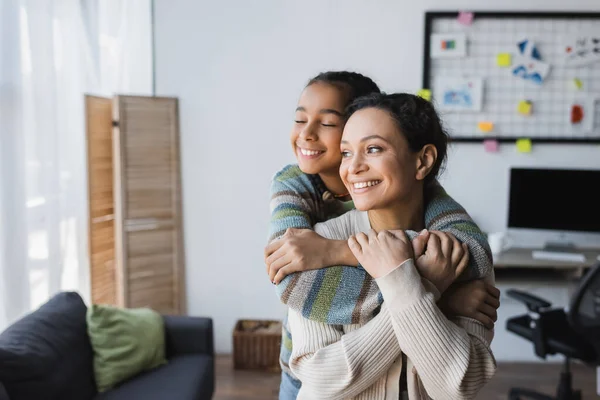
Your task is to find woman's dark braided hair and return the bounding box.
[307,71,381,105]
[346,92,449,185]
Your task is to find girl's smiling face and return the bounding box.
[290,82,349,175]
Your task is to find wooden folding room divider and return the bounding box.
[85,95,186,315]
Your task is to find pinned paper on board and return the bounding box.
[570,96,599,133]
[416,89,432,101]
[512,58,550,85]
[512,38,550,85]
[517,100,533,116]
[433,77,483,112]
[430,33,467,58]
[478,121,494,133]
[562,36,600,67]
[516,138,532,153]
[483,139,499,153]
[457,11,474,26]
[571,104,584,124]
[496,53,512,67]
[518,39,542,60]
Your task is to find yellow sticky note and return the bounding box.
[518,100,533,115]
[478,121,494,133]
[573,78,583,90]
[496,53,512,67]
[417,89,431,101]
[516,138,532,153]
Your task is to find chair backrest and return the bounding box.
[568,261,600,358]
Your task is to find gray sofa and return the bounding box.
[0,383,8,400]
[0,292,214,400]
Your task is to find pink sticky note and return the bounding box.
[457,11,474,26]
[483,139,499,153]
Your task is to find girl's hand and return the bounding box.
[411,230,469,294]
[347,229,413,279]
[440,280,501,330]
[265,228,330,284]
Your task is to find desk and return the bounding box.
[494,248,600,270]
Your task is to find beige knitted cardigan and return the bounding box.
[287,210,497,399]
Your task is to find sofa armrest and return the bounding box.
[163,316,214,358]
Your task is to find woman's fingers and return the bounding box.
[265,246,286,273]
[367,229,378,243]
[478,303,498,322]
[273,264,294,285]
[485,283,501,299]
[410,230,430,258]
[348,235,362,255]
[427,233,442,256]
[484,292,501,308]
[264,238,284,260]
[436,232,452,258]
[390,229,410,244]
[450,237,464,269]
[455,243,469,277]
[473,312,495,330]
[378,229,395,239]
[268,253,292,282]
[355,232,369,248]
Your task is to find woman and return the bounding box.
[287,93,496,399]
[266,72,498,398]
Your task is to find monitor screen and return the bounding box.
[508,168,600,234]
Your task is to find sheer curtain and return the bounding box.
[0,0,152,331]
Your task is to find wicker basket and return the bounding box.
[233,319,282,372]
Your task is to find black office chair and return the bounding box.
[506,262,600,400]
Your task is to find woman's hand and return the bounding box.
[411,230,469,294]
[347,229,413,279]
[440,280,501,330]
[265,228,339,284]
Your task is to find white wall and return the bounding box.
[154,0,600,358]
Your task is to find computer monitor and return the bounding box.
[507,167,600,250]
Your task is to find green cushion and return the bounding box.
[86,304,167,392]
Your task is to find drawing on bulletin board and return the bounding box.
[422,11,600,143]
[562,36,600,67]
[434,77,483,111]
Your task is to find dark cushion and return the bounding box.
[0,383,9,400]
[94,355,214,400]
[0,292,96,400]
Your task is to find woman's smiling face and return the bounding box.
[339,107,421,211]
[290,82,349,175]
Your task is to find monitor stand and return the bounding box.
[543,241,577,252]
[531,241,586,263]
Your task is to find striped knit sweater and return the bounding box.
[268,164,493,397]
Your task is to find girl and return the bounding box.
[287,93,496,399]
[266,72,498,399]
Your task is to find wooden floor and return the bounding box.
[214,355,598,399]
